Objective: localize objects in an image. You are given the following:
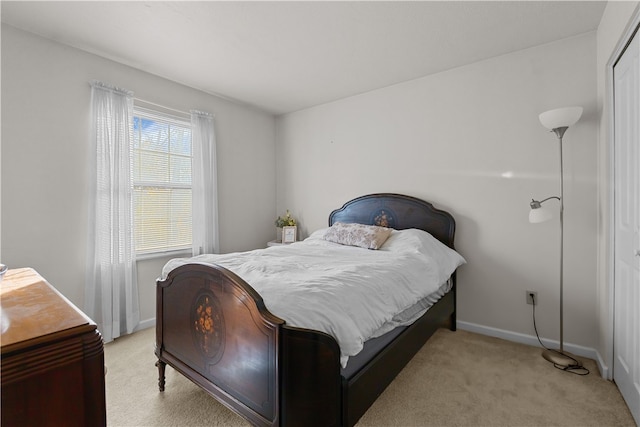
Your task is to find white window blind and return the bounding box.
[132,107,192,254]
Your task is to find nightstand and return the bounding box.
[267,240,285,247]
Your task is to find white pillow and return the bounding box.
[305,227,329,241]
[381,228,466,283]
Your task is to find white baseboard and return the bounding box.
[457,321,609,378]
[135,317,156,332]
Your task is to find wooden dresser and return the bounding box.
[1,268,106,426]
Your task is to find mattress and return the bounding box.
[162,228,465,367]
[341,277,452,378]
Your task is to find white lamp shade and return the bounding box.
[529,206,553,223]
[539,107,583,130]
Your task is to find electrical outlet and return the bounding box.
[526,291,538,305]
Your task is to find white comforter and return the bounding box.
[162,228,465,367]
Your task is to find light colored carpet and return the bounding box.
[104,327,635,426]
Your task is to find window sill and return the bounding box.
[136,248,192,261]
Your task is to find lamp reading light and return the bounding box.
[529,198,557,223]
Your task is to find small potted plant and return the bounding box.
[275,210,297,243]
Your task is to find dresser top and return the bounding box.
[1,268,95,352]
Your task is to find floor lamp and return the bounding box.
[529,106,583,369]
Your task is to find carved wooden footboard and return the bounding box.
[155,263,345,426]
[156,193,459,427]
[155,263,286,426]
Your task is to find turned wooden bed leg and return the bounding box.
[156,360,166,391]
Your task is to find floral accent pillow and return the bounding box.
[323,222,393,250]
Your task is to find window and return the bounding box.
[132,107,192,255]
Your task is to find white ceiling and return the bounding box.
[1,1,606,115]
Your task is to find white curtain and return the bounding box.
[85,81,139,343]
[191,110,219,255]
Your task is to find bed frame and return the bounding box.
[155,193,458,426]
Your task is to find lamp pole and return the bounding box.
[554,126,567,355]
[540,126,581,368]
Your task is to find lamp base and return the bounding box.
[542,349,583,368]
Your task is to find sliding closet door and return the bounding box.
[613,27,640,426]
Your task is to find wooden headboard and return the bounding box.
[328,193,456,249]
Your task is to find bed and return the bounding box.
[155,193,463,426]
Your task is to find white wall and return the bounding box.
[595,1,640,376]
[276,34,599,351]
[1,25,276,325]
